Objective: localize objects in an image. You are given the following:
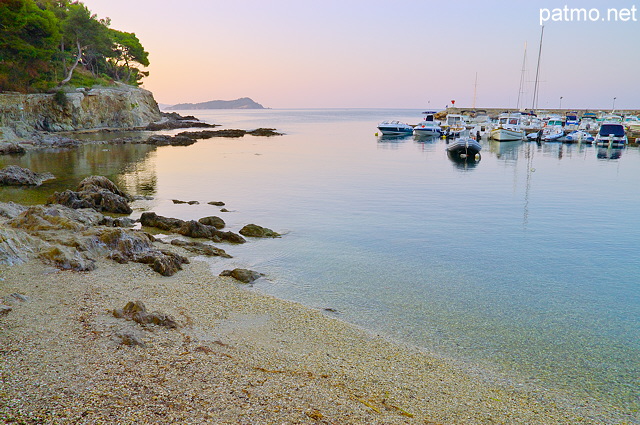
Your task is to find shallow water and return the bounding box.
[2,109,639,419]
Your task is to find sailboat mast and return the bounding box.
[473,72,478,109]
[516,42,527,110]
[532,25,544,110]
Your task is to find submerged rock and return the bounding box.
[239,224,280,238]
[0,165,54,186]
[219,268,264,284]
[170,239,232,258]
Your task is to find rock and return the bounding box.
[3,293,30,305]
[247,128,284,136]
[172,199,199,205]
[139,212,185,232]
[239,224,280,238]
[0,165,54,186]
[207,201,225,206]
[177,220,216,239]
[47,176,132,214]
[133,250,189,276]
[0,201,28,219]
[0,142,26,155]
[8,204,104,233]
[100,216,135,227]
[0,84,162,133]
[220,208,229,213]
[38,246,96,271]
[0,223,44,265]
[114,300,178,329]
[170,239,232,258]
[0,305,12,315]
[198,216,225,229]
[219,268,264,284]
[116,329,146,347]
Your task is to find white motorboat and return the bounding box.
[565,130,595,143]
[490,113,525,141]
[413,111,442,137]
[377,120,413,136]
[542,118,565,141]
[564,112,580,130]
[595,122,628,146]
[441,114,468,138]
[579,112,598,131]
[623,115,640,132]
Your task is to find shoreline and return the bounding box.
[0,255,630,424]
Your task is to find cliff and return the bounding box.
[0,84,162,142]
[168,97,265,110]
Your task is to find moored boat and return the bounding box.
[446,135,482,160]
[595,122,627,146]
[413,111,442,137]
[377,120,413,135]
[542,117,565,141]
[565,130,595,143]
[490,113,525,141]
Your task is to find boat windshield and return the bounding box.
[599,124,625,137]
[548,120,563,126]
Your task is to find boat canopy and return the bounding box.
[599,124,625,137]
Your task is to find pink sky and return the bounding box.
[86,0,639,110]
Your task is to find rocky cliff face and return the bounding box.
[0,83,161,141]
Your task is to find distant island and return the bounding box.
[167,97,266,110]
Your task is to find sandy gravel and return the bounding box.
[0,255,630,424]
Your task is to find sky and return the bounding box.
[85,0,640,110]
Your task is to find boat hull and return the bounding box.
[446,138,482,159]
[490,128,524,141]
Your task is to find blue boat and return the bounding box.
[377,120,413,136]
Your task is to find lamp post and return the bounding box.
[559,96,563,110]
[612,97,617,112]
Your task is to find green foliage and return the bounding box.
[53,89,67,107]
[0,0,150,92]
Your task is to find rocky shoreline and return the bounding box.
[0,102,634,423]
[0,175,633,423]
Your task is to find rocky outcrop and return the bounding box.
[239,224,280,238]
[0,84,162,141]
[0,165,54,186]
[1,202,188,275]
[47,176,132,214]
[140,128,283,146]
[145,112,217,131]
[169,239,231,258]
[140,212,245,244]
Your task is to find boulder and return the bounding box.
[113,300,178,329]
[220,268,264,284]
[47,176,132,214]
[239,224,280,238]
[198,215,225,229]
[207,201,225,206]
[0,201,28,219]
[139,211,184,231]
[0,142,26,155]
[0,165,54,186]
[37,246,96,271]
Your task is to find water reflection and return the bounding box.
[0,143,157,205]
[447,151,481,170]
[597,146,624,160]
[376,134,412,148]
[489,140,521,161]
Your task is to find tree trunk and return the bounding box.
[59,40,84,86]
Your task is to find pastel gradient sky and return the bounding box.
[86,0,639,109]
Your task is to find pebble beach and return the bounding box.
[0,254,627,424]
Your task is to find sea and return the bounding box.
[1,108,639,420]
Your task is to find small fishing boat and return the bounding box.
[446,135,482,160]
[413,111,442,137]
[595,122,627,146]
[490,113,525,141]
[377,120,413,136]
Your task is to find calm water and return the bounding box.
[2,109,639,419]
